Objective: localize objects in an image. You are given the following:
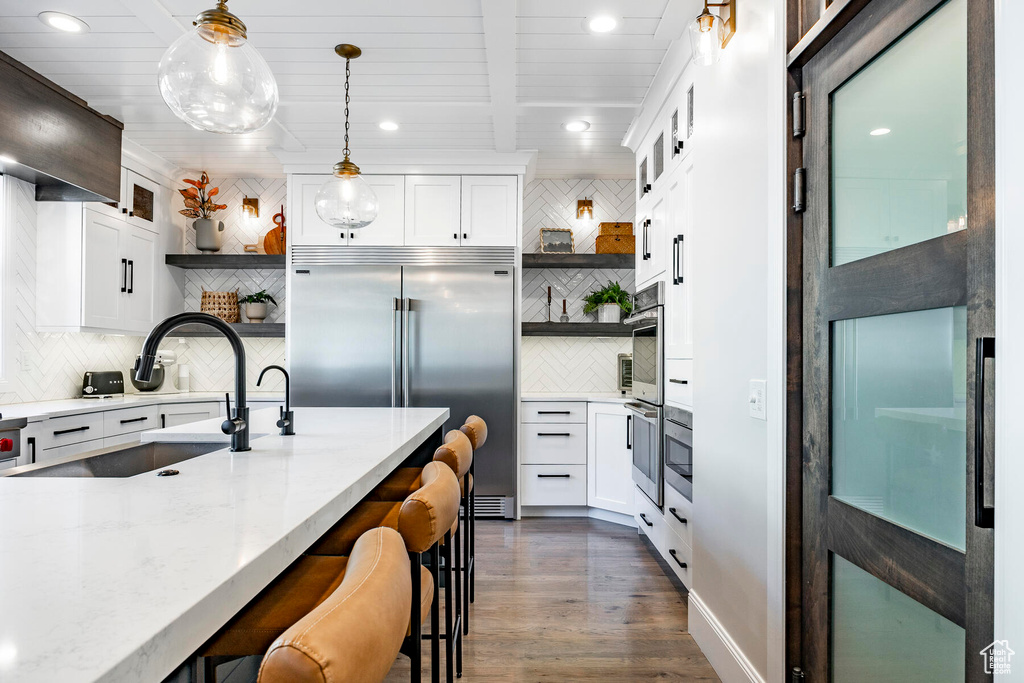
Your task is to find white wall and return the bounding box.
[994,1,1024,679]
[687,0,787,681]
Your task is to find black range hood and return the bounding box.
[0,51,123,203]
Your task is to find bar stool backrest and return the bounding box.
[398,461,461,553]
[257,527,411,683]
[432,430,473,479]
[460,415,488,451]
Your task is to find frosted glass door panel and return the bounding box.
[832,555,964,682]
[832,306,967,549]
[831,0,967,266]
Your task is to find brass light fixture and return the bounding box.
[241,196,260,219]
[689,0,736,66]
[157,0,279,133]
[577,198,594,220]
[314,44,379,230]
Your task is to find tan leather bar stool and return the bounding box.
[363,430,472,664]
[459,415,487,615]
[198,526,420,683]
[257,526,411,683]
[308,461,462,683]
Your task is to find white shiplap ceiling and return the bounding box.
[0,0,694,178]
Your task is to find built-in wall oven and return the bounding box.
[626,282,665,506]
[663,404,692,501]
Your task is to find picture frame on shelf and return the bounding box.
[540,228,575,253]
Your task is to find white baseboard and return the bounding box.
[688,591,766,683]
[520,506,637,528]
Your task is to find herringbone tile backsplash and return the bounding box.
[521,179,636,394]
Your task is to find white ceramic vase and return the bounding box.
[245,302,268,323]
[598,303,621,323]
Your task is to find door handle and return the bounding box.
[402,298,411,407]
[626,414,632,450]
[121,258,127,293]
[127,260,134,294]
[536,432,571,437]
[537,473,571,478]
[668,507,687,524]
[119,416,148,425]
[672,236,679,284]
[391,297,400,408]
[625,402,658,419]
[639,513,654,527]
[161,414,166,429]
[677,234,685,284]
[53,425,90,437]
[27,437,36,464]
[669,379,689,385]
[668,549,688,569]
[974,336,995,528]
[537,411,571,415]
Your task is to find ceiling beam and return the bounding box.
[481,0,517,153]
[116,0,305,154]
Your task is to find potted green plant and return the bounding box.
[582,281,633,323]
[239,290,277,323]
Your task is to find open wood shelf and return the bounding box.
[173,323,285,338]
[522,253,634,269]
[165,254,286,269]
[522,322,632,337]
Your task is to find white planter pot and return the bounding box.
[245,302,268,323]
[598,303,621,323]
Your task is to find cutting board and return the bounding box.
[263,206,286,255]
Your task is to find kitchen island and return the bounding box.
[0,407,448,683]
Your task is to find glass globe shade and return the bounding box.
[689,11,723,66]
[158,23,278,134]
[315,172,379,229]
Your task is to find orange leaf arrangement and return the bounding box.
[178,171,228,220]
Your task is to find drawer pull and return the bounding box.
[537,473,571,478]
[668,549,688,569]
[668,508,688,524]
[536,410,572,415]
[119,417,149,425]
[639,513,654,527]
[536,432,571,437]
[53,426,90,437]
[669,378,689,385]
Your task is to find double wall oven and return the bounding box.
[626,283,665,506]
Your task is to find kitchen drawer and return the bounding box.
[44,412,105,448]
[521,465,587,506]
[104,405,159,437]
[665,359,693,409]
[664,484,694,550]
[40,437,105,462]
[634,484,666,546]
[104,432,141,448]
[0,456,18,471]
[662,527,693,588]
[521,423,586,465]
[522,402,587,424]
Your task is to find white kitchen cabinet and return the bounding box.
[0,456,18,471]
[521,423,587,465]
[634,483,692,589]
[460,176,518,246]
[521,465,587,506]
[124,170,161,232]
[103,405,159,438]
[103,432,141,448]
[665,159,694,360]
[404,175,462,246]
[41,438,106,462]
[637,186,667,288]
[81,210,124,329]
[290,174,406,247]
[122,225,157,332]
[587,403,635,516]
[158,401,222,429]
[665,359,693,410]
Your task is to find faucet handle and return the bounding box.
[221,392,245,435]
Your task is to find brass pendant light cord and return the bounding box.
[343,58,351,161]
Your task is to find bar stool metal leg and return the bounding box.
[452,526,463,677]
[462,487,471,636]
[408,550,423,683]
[442,531,455,683]
[430,543,441,683]
[469,460,476,605]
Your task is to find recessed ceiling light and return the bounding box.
[585,16,618,33]
[870,128,891,136]
[0,155,16,165]
[38,11,90,33]
[563,120,591,132]
[378,121,399,131]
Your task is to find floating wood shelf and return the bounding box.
[172,323,285,338]
[165,254,286,269]
[522,322,632,337]
[522,253,634,269]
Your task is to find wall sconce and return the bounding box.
[241,196,260,220]
[689,0,736,66]
[577,198,593,220]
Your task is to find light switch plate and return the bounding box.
[749,380,767,420]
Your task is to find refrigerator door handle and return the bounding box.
[391,297,401,407]
[402,298,411,407]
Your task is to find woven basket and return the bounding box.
[596,234,636,254]
[200,289,240,323]
[599,222,634,237]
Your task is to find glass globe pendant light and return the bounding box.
[157,0,279,134]
[315,44,379,230]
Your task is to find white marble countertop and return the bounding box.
[0,392,285,422]
[0,406,448,683]
[520,392,631,404]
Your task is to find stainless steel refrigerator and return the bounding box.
[287,259,516,502]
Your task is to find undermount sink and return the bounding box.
[4,441,226,478]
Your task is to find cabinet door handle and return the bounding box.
[122,207,128,214]
[974,336,995,528]
[121,258,127,293]
[119,416,148,425]
[672,236,679,285]
[27,437,36,464]
[350,232,355,239]
[626,414,632,450]
[53,425,90,437]
[536,432,571,437]
[669,379,688,385]
[463,233,468,240]
[128,210,134,217]
[668,549,688,569]
[454,233,459,241]
[127,260,134,294]
[537,473,571,478]
[639,513,654,527]
[537,410,571,415]
[668,508,688,524]
[677,234,685,283]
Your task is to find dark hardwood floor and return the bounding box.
[218,518,719,682]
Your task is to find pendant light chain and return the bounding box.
[343,58,351,160]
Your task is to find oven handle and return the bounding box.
[625,402,658,419]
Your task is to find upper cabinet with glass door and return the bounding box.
[831,0,967,266]
[89,167,162,234]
